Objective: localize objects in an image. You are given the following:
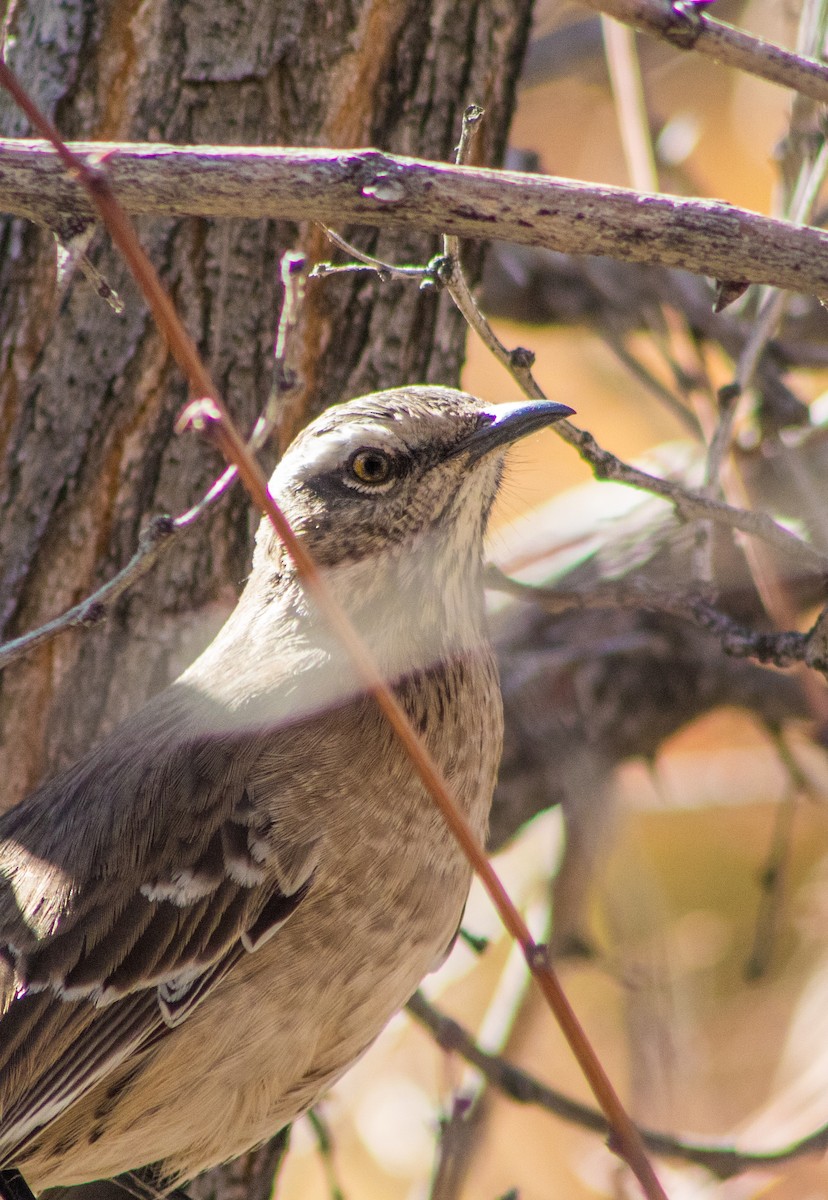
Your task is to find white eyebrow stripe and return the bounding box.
[276,423,408,483]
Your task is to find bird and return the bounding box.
[0,385,572,1193]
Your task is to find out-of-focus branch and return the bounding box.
[577,0,828,105]
[559,423,828,573]
[485,568,811,669]
[408,991,828,1179]
[4,139,828,295]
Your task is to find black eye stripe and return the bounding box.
[305,448,415,500]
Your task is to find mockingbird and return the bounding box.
[0,385,571,1191]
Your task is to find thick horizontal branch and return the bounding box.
[577,0,828,106]
[3,140,828,295]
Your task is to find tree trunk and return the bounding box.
[0,0,533,797]
[0,0,532,1193]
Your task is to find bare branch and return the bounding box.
[4,139,828,295]
[0,516,176,671]
[312,226,432,281]
[407,991,828,1179]
[426,132,828,577]
[428,1097,484,1200]
[560,423,828,574]
[577,0,828,106]
[600,331,703,438]
[308,129,825,585]
[744,727,805,981]
[601,15,659,192]
[306,1111,346,1200]
[485,567,811,669]
[255,250,307,456]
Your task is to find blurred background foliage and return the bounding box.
[279,2,828,1198]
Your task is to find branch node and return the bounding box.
[175,397,222,435]
[425,253,452,286]
[79,601,106,626]
[142,513,176,545]
[455,103,485,165]
[606,1127,625,1156]
[510,346,536,370]
[458,927,490,955]
[663,2,705,50]
[274,365,299,394]
[717,381,742,408]
[281,250,307,278]
[805,606,828,674]
[525,941,550,971]
[360,173,406,204]
[713,278,750,312]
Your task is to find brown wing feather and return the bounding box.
[0,682,317,1161]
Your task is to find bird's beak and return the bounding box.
[454,400,574,462]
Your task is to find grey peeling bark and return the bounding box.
[0,0,532,1193]
[0,0,533,808]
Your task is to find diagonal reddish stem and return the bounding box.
[0,58,668,1200]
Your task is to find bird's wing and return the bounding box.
[0,684,320,1157]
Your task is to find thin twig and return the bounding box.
[0,517,175,671]
[744,724,823,980]
[0,62,669,1200]
[745,781,798,983]
[407,991,828,1178]
[737,137,828,398]
[312,227,432,282]
[0,248,304,674]
[428,1097,482,1200]
[577,0,828,106]
[429,921,540,1200]
[485,567,811,669]
[255,250,307,455]
[568,426,827,572]
[306,1110,346,1200]
[601,331,702,439]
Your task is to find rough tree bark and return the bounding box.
[0,0,532,1194]
[0,0,532,800]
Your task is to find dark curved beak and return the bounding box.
[455,400,574,462]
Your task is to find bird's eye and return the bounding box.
[348,449,394,487]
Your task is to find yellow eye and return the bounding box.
[349,449,393,486]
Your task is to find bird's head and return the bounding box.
[257,386,572,578]
[190,387,572,712]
